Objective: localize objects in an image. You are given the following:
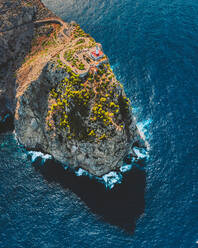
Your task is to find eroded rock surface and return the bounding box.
[15,59,143,176]
[1,0,145,176]
[0,0,55,128]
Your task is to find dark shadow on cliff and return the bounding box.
[0,0,57,134]
[33,160,146,234]
[0,97,15,134]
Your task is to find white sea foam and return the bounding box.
[136,119,152,151]
[120,163,133,173]
[133,147,148,160]
[25,117,151,189]
[28,151,52,164]
[75,168,89,176]
[132,106,141,115]
[100,171,122,189]
[75,167,122,189]
[137,119,152,140]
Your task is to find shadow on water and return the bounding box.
[34,160,146,234]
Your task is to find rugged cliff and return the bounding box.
[1,0,145,176]
[0,0,56,131]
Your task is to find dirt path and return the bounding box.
[34,17,69,37]
[16,17,71,97]
[16,17,98,100]
[34,18,92,75]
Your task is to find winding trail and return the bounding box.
[0,17,69,34]
[16,18,69,99]
[16,17,121,131]
[35,18,93,76]
[2,16,100,77]
[34,17,70,38]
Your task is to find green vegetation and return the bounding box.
[64,50,85,70]
[78,62,85,70]
[54,32,57,40]
[76,38,85,45]
[42,39,56,47]
[47,64,93,140]
[64,50,75,62]
[47,61,131,142]
[73,25,90,38]
[25,2,33,7]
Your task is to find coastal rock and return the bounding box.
[0,0,146,177]
[15,60,143,176]
[0,0,56,128]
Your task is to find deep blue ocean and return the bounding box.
[1,0,198,247]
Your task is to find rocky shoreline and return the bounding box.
[0,0,147,177]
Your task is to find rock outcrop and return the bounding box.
[15,60,142,176]
[1,0,146,177]
[0,0,55,131]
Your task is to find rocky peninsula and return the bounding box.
[0,0,146,177]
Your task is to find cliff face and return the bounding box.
[15,60,142,176]
[1,0,145,176]
[0,0,55,132]
[0,0,34,131]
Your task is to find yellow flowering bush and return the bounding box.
[47,62,131,141]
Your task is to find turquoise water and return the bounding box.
[1,0,198,247]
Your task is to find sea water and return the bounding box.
[0,0,198,247]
